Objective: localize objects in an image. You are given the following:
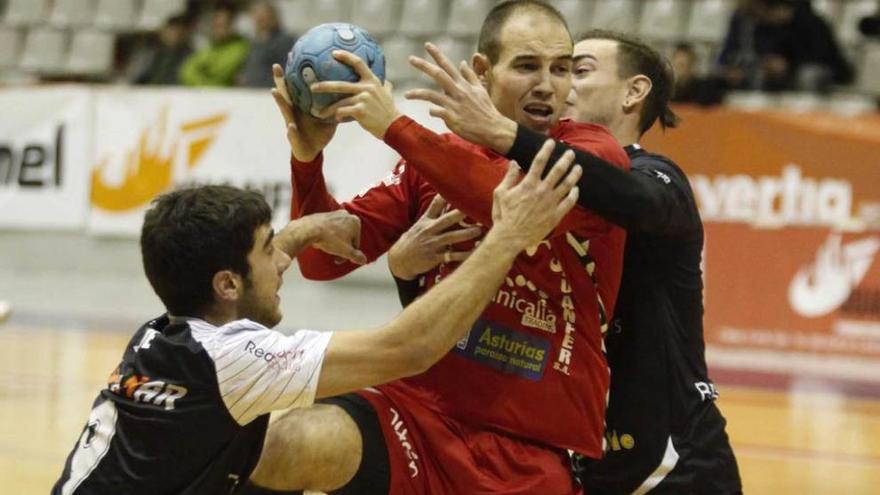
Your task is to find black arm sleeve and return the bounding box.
[507,124,695,235]
[393,275,421,308]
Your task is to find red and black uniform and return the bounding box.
[291,116,629,494]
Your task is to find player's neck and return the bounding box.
[201,305,238,328]
[610,121,641,149]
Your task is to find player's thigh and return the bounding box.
[253,403,363,490]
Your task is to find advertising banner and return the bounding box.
[0,86,93,229]
[86,88,442,235]
[644,106,880,362]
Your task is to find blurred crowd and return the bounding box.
[111,0,876,105]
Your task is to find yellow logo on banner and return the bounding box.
[91,107,227,212]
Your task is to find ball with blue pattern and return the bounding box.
[284,23,386,120]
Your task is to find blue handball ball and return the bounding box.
[284,23,386,120]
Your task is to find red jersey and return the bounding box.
[291,116,629,457]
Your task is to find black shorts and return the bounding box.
[318,393,391,495]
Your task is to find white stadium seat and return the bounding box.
[686,0,735,43]
[447,0,495,38]
[49,0,97,28]
[136,0,186,31]
[0,27,23,69]
[278,0,313,35]
[859,42,880,94]
[65,29,115,75]
[309,0,354,25]
[352,0,402,37]
[381,36,421,82]
[19,27,69,73]
[398,0,447,37]
[839,0,877,45]
[3,0,51,27]
[94,0,140,31]
[551,0,594,36]
[589,0,640,34]
[639,0,688,40]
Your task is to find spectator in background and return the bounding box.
[180,5,250,87]
[718,0,854,92]
[238,1,295,87]
[671,43,725,105]
[132,15,194,85]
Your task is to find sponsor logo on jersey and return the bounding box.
[788,234,880,317]
[389,407,420,478]
[455,320,550,381]
[244,340,305,371]
[605,430,636,452]
[91,107,227,211]
[694,381,720,402]
[108,370,188,411]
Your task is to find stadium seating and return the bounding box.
[352,0,402,37]
[382,36,421,82]
[589,0,640,34]
[278,0,312,34]
[94,0,139,31]
[0,26,22,69]
[3,0,51,27]
[49,0,96,28]
[136,0,187,31]
[398,0,446,36]
[839,0,877,45]
[639,0,689,40]
[551,0,594,35]
[309,0,354,25]
[19,27,68,73]
[447,0,495,38]
[859,42,880,94]
[685,0,735,43]
[66,29,115,75]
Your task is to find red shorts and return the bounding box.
[355,387,582,495]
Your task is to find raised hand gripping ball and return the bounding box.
[284,22,386,119]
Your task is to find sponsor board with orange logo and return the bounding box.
[644,106,880,365]
[86,90,444,235]
[0,86,93,229]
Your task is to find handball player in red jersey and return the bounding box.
[245,2,630,494]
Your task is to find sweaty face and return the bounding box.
[485,12,573,134]
[563,39,628,128]
[237,224,291,328]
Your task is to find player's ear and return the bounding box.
[472,53,491,89]
[624,74,652,113]
[212,270,243,303]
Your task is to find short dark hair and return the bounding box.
[477,0,570,64]
[140,185,272,317]
[578,29,680,135]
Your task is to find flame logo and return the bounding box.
[90,107,227,211]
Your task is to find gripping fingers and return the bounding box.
[554,186,579,219]
[498,161,521,192]
[433,227,482,246]
[555,164,582,200]
[543,149,576,190]
[332,50,376,82]
[526,139,556,183]
[429,208,467,233]
[422,195,448,219]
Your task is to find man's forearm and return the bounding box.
[388,228,520,370]
[274,217,319,258]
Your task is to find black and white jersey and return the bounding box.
[52,315,332,495]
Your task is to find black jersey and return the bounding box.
[52,315,331,495]
[503,129,742,494]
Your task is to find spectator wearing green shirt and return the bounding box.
[180,5,250,87]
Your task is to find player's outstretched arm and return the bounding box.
[274,210,367,265]
[407,44,691,235]
[314,140,582,399]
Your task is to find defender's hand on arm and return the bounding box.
[310,51,401,139]
[276,211,366,265]
[388,195,481,281]
[406,42,517,154]
[272,63,338,162]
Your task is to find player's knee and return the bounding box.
[253,405,362,491]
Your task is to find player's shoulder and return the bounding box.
[551,119,629,168]
[629,147,690,183]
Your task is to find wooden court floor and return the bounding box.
[2,324,878,494]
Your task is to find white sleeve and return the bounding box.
[192,319,332,426]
